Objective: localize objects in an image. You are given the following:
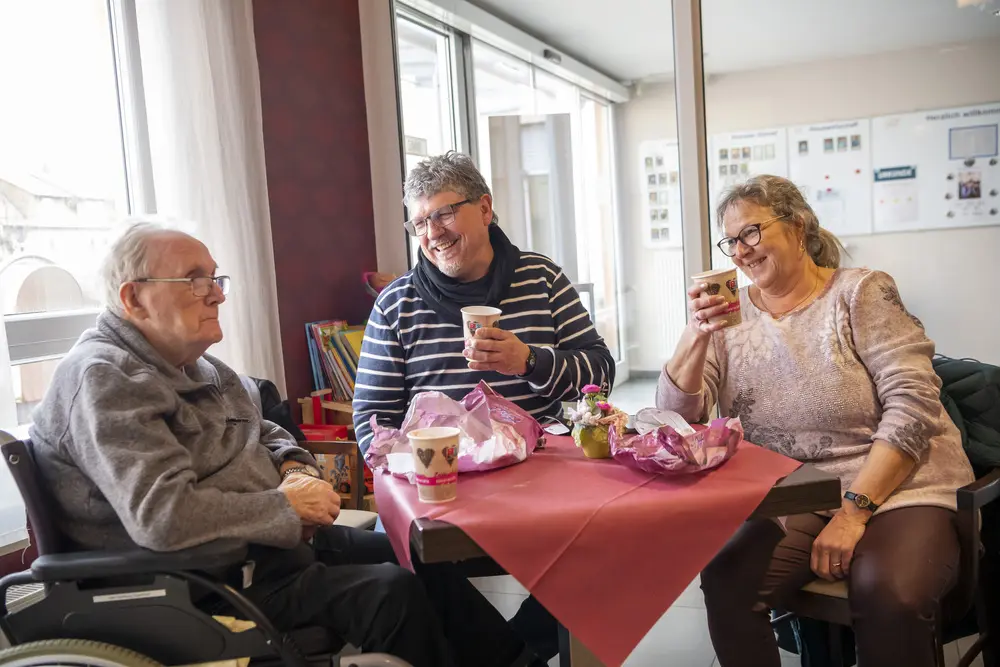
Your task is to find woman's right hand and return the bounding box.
[687,283,731,337]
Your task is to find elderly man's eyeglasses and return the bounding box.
[404,199,472,237]
[716,215,788,257]
[132,276,231,297]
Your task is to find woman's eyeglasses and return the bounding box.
[132,275,231,297]
[404,199,472,237]
[716,214,788,257]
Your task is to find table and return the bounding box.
[407,463,842,666]
[410,464,841,566]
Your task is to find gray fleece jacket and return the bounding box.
[29,311,317,552]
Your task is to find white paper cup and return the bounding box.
[461,306,502,342]
[408,427,460,503]
[691,267,742,328]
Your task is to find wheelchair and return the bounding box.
[0,439,411,667]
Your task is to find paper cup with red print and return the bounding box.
[691,267,742,329]
[461,306,502,343]
[409,427,460,503]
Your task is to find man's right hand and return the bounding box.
[279,474,341,526]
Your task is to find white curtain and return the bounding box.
[135,0,286,393]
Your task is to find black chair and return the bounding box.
[771,465,1000,667]
[0,439,409,667]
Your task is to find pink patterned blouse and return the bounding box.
[657,268,974,513]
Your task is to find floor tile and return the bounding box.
[481,591,528,621]
[673,576,706,609]
[470,574,529,596]
[608,379,657,416]
[623,606,716,666]
[952,634,985,667]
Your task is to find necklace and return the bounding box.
[759,269,820,319]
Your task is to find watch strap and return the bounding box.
[844,491,879,513]
[282,465,319,480]
[521,347,537,377]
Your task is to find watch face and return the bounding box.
[855,494,871,508]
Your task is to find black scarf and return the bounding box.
[411,224,520,325]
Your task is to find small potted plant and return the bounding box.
[566,384,626,459]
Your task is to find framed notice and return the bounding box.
[871,102,1000,233]
[640,140,682,248]
[788,119,873,237]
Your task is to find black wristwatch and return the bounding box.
[520,346,537,377]
[844,491,879,513]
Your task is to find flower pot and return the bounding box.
[573,424,611,459]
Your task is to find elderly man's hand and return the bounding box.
[279,474,341,526]
[464,328,531,375]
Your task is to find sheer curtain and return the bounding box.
[135,0,286,393]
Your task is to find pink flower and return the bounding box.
[596,401,611,411]
[582,384,601,395]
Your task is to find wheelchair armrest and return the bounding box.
[958,467,1000,512]
[30,538,249,582]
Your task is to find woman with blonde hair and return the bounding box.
[657,175,974,666]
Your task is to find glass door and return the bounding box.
[472,41,626,377]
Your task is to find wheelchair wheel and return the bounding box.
[0,639,162,666]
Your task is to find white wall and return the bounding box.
[618,38,1000,372]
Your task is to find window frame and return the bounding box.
[394,6,465,269]
[0,0,154,429]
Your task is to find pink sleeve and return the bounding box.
[849,270,943,461]
[655,335,722,424]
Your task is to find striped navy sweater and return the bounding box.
[353,251,616,452]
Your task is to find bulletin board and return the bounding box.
[639,140,682,248]
[788,119,873,237]
[709,128,789,224]
[708,127,789,265]
[871,102,1000,233]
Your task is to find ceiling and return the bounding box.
[465,0,1000,82]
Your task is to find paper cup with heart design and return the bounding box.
[408,426,461,503]
[461,306,502,343]
[691,267,742,328]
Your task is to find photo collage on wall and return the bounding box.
[872,103,1000,233]
[641,140,682,248]
[945,123,999,221]
[717,142,776,186]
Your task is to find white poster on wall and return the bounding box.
[871,102,1000,233]
[709,128,789,224]
[708,128,788,288]
[788,119,873,237]
[639,140,682,249]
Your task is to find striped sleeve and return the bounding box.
[525,269,616,401]
[352,302,408,453]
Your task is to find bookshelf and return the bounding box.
[298,390,375,512]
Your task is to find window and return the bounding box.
[395,11,460,264]
[0,0,146,550]
[471,41,626,364]
[0,0,140,428]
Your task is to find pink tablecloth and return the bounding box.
[375,435,800,666]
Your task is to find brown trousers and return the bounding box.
[701,507,963,667]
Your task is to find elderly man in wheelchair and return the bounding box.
[0,223,544,667]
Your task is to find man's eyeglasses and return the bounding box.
[132,275,231,297]
[404,199,473,237]
[716,214,788,257]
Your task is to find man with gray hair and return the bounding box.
[354,151,615,662]
[30,222,543,667]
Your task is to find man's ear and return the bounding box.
[119,282,146,318]
[479,194,493,226]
